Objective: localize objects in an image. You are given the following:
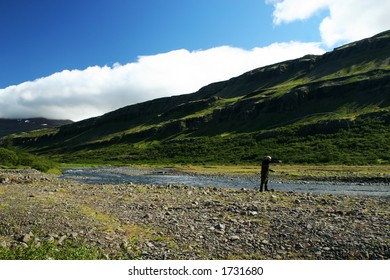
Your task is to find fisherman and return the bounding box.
[260,156,281,192]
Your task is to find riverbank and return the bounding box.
[61,164,390,184]
[0,168,389,260]
[60,166,390,197]
[167,164,390,184]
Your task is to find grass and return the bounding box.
[0,145,60,173]
[34,108,389,167]
[122,224,160,242]
[180,97,241,120]
[78,205,118,234]
[0,238,105,260]
[60,163,101,168]
[174,164,261,175]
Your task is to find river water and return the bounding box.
[61,167,390,197]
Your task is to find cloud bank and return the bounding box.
[269,0,390,47]
[0,42,324,121]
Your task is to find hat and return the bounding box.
[264,156,272,161]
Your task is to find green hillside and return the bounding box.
[6,31,390,165]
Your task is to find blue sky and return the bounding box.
[0,0,324,87]
[1,0,389,120]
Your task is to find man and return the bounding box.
[260,156,281,192]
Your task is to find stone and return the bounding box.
[215,224,226,231]
[46,236,55,243]
[58,235,67,244]
[0,177,9,184]
[143,213,151,219]
[146,242,155,248]
[21,232,33,243]
[229,235,240,241]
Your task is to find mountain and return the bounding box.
[8,31,390,165]
[0,118,73,138]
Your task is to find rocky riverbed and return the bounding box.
[0,168,389,259]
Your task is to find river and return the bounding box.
[61,167,390,197]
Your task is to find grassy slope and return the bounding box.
[8,31,390,166]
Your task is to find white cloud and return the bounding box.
[269,0,329,25]
[0,42,324,121]
[269,0,390,47]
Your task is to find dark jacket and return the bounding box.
[260,158,280,182]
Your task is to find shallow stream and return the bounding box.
[61,167,390,197]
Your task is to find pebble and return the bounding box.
[215,224,226,231]
[229,235,240,241]
[0,168,388,260]
[20,232,33,243]
[146,242,155,248]
[0,177,9,184]
[247,205,259,212]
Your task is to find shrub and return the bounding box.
[0,146,58,173]
[17,151,58,172]
[0,148,19,166]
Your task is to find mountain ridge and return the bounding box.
[0,118,73,138]
[7,30,390,165]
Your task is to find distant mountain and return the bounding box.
[0,118,73,137]
[9,30,390,165]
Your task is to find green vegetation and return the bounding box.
[44,110,390,166]
[4,31,390,166]
[0,137,59,173]
[0,239,105,260]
